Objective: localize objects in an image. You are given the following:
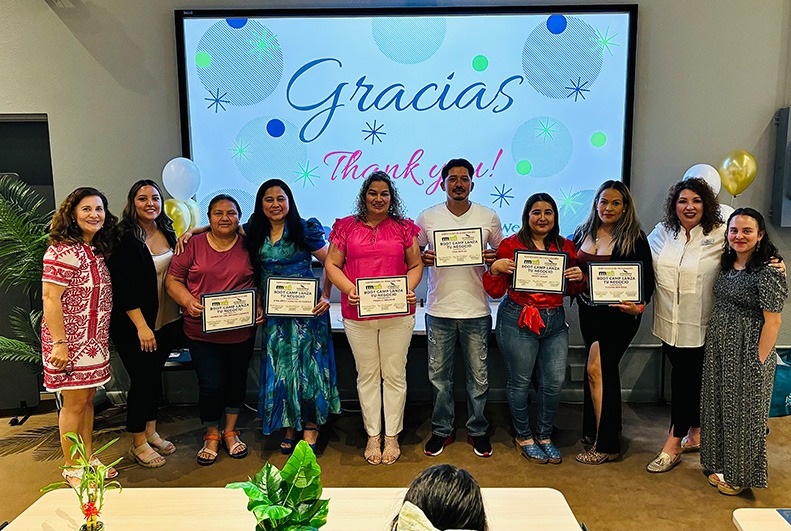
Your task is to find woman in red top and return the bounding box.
[484,193,584,464]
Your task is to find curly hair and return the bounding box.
[49,187,118,256]
[661,177,723,236]
[118,180,176,248]
[353,171,406,222]
[720,207,781,272]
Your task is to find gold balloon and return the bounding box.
[164,198,191,237]
[718,149,757,196]
[184,199,201,231]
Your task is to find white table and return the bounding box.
[7,486,580,531]
[733,508,791,531]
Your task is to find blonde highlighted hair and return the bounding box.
[573,180,643,256]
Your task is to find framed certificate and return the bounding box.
[355,275,410,318]
[588,262,643,304]
[201,288,257,333]
[432,228,484,267]
[265,277,319,318]
[512,251,568,294]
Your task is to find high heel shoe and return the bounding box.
[365,435,382,465]
[382,435,401,465]
[303,425,319,452]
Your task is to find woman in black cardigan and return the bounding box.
[572,180,655,464]
[108,180,183,468]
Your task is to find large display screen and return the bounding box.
[176,6,636,236]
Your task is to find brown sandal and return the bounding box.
[364,435,382,465]
[222,430,248,459]
[382,435,401,465]
[197,433,220,466]
[129,442,165,468]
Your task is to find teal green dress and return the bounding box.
[257,218,341,434]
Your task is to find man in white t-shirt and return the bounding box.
[416,158,503,458]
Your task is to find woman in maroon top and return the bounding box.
[484,193,585,464]
[167,194,263,466]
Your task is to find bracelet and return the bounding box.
[637,304,645,314]
[52,339,68,345]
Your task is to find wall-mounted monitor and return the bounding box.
[176,5,637,236]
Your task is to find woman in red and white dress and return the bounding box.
[42,187,118,486]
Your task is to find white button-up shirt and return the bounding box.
[648,222,724,347]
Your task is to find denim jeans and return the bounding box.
[495,297,568,440]
[426,314,491,437]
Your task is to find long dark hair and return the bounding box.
[391,464,487,531]
[354,171,406,222]
[49,187,118,256]
[573,180,643,256]
[517,193,564,250]
[720,207,780,272]
[118,180,177,248]
[661,177,723,236]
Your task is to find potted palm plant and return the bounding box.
[226,440,330,531]
[41,432,123,531]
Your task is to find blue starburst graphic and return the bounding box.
[205,88,230,113]
[229,140,252,162]
[490,184,514,208]
[362,120,387,144]
[293,159,320,188]
[565,77,590,102]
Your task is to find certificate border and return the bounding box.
[587,261,643,304]
[265,277,319,318]
[512,250,568,294]
[355,275,410,318]
[432,227,484,268]
[200,288,257,333]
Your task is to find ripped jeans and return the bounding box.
[426,314,492,438]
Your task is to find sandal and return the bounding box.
[575,447,619,465]
[197,433,220,466]
[303,425,319,452]
[281,427,297,455]
[62,467,83,489]
[221,430,249,459]
[90,457,119,479]
[514,439,548,464]
[718,481,745,496]
[680,435,700,453]
[382,435,401,465]
[129,442,165,468]
[146,431,176,456]
[364,435,382,465]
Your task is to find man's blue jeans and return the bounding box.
[495,297,568,441]
[426,314,491,438]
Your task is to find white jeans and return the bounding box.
[343,314,416,436]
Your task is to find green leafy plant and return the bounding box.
[0,174,51,372]
[41,432,123,531]
[227,440,330,531]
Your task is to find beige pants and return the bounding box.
[343,314,416,437]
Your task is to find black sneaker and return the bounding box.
[424,433,454,456]
[467,434,493,457]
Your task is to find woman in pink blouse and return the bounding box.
[41,187,118,486]
[325,171,423,465]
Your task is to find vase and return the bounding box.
[79,522,104,531]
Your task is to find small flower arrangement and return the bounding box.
[41,432,123,531]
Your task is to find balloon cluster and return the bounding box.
[683,149,758,218]
[161,157,202,236]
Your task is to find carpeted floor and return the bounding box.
[1,399,789,530]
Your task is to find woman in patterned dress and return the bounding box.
[701,208,786,495]
[42,187,118,486]
[246,179,340,453]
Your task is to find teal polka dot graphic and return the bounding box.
[372,17,446,64]
[511,117,573,179]
[472,55,489,71]
[591,132,607,147]
[516,160,532,175]
[195,51,212,68]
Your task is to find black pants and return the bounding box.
[578,303,641,454]
[189,337,255,426]
[664,342,704,437]
[116,320,184,433]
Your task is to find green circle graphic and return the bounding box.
[591,132,607,148]
[195,51,212,68]
[516,160,533,175]
[472,55,489,72]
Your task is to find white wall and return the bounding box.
[2,0,790,340]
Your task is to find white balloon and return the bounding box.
[683,163,720,195]
[162,157,201,201]
[719,203,735,221]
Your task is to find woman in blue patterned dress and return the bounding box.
[246,179,341,453]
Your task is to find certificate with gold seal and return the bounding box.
[588,262,643,304]
[201,288,257,333]
[265,277,319,318]
[355,275,410,318]
[512,251,567,294]
[432,228,484,267]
